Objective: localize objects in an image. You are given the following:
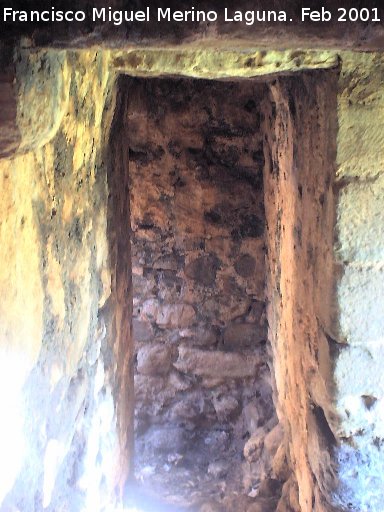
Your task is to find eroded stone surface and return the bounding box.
[262,70,339,512]
[0,49,70,158]
[0,50,134,512]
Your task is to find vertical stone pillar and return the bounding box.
[107,78,135,493]
[264,54,384,512]
[263,69,339,512]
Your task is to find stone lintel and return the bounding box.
[111,48,339,79]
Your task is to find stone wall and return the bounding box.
[126,77,277,506]
[332,53,384,512]
[0,50,134,512]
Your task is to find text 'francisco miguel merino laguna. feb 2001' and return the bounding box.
[2,6,382,24]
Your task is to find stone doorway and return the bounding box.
[107,67,339,512]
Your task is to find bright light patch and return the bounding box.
[102,506,146,512]
[79,386,122,512]
[43,439,66,508]
[0,350,28,503]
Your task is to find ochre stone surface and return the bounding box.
[262,70,339,512]
[0,49,69,158]
[0,50,134,512]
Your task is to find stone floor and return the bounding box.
[124,462,279,512]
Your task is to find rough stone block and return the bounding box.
[134,374,165,403]
[141,298,160,320]
[335,344,384,421]
[178,326,218,347]
[212,395,239,421]
[170,391,206,420]
[132,318,154,342]
[137,344,172,376]
[223,322,265,349]
[139,426,187,455]
[337,176,384,263]
[155,303,196,329]
[174,346,262,379]
[168,371,192,392]
[338,265,384,345]
[338,53,384,107]
[185,254,221,286]
[337,105,384,179]
[235,253,257,277]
